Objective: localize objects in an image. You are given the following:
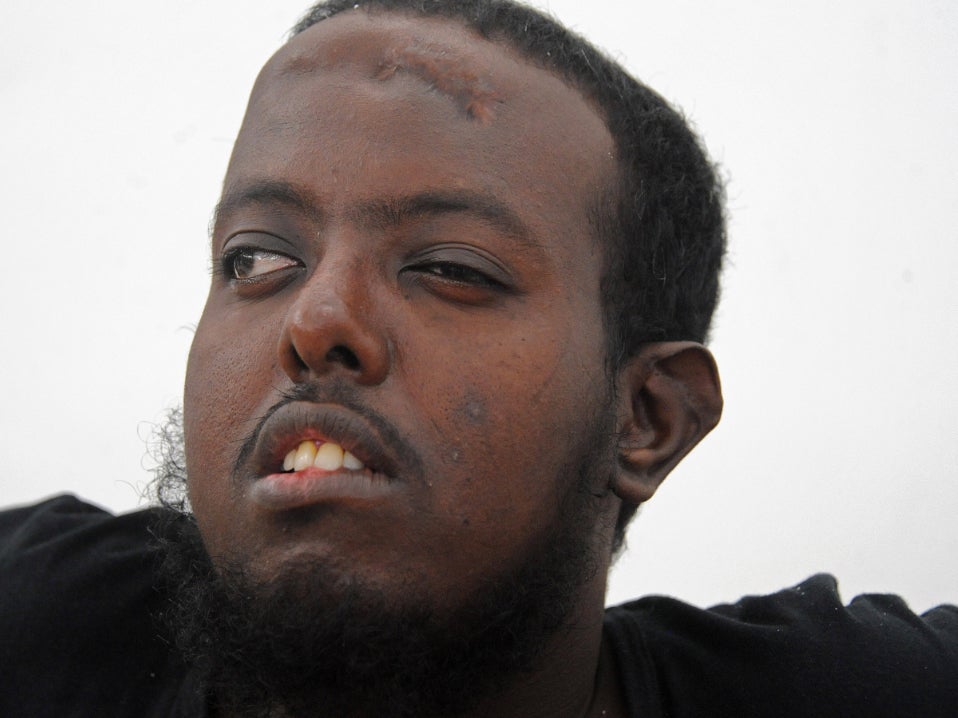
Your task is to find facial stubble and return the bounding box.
[152,408,617,718]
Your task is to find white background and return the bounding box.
[1,1,955,612]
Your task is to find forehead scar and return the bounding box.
[375,43,500,124]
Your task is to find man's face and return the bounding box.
[184,11,619,612]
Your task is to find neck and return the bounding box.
[453,584,622,718]
[425,574,623,718]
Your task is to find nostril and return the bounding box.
[325,344,360,371]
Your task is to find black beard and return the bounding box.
[150,409,614,718]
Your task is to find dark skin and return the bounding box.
[184,10,722,717]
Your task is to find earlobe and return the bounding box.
[611,342,723,505]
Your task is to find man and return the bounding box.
[1,1,955,717]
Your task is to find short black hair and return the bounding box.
[292,0,726,544]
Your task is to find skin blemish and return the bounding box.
[456,396,487,425]
[376,44,501,123]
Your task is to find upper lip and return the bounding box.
[248,401,401,480]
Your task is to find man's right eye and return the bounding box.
[221,248,299,280]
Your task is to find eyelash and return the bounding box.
[213,247,511,299]
[409,261,505,289]
[217,247,300,282]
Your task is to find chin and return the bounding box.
[153,481,601,718]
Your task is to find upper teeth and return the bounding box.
[282,440,366,473]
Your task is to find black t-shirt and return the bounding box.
[2,495,956,717]
[0,495,204,717]
[605,576,958,716]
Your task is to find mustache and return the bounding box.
[231,382,425,482]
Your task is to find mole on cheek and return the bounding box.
[456,396,488,425]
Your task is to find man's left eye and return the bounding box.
[223,248,299,280]
[415,261,503,288]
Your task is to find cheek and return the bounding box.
[183,305,281,511]
[400,319,609,530]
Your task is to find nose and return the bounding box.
[278,258,390,386]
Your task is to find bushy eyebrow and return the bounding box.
[349,190,540,250]
[213,181,543,253]
[212,180,318,229]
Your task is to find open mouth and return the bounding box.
[247,400,406,491]
[282,439,367,473]
[245,402,408,510]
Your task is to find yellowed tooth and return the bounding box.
[343,450,364,470]
[293,440,318,471]
[282,449,296,472]
[313,442,345,471]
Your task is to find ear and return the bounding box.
[611,341,723,505]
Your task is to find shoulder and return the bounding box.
[605,574,958,718]
[0,494,168,599]
[1,493,156,541]
[0,495,192,717]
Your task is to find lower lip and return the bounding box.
[248,468,397,510]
